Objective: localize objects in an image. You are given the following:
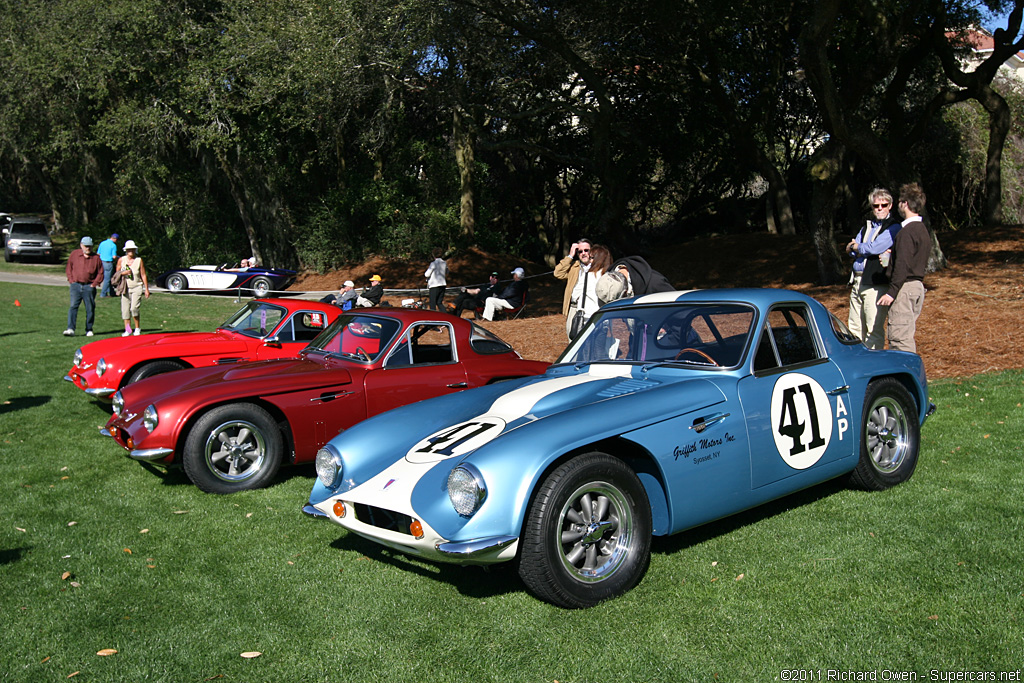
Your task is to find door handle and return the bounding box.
[690,412,730,433]
[446,382,468,388]
[310,391,354,403]
[827,385,850,396]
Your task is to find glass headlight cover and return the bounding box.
[112,391,124,417]
[142,404,159,432]
[96,358,107,377]
[315,445,343,488]
[447,464,487,517]
[74,349,83,367]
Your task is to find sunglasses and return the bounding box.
[872,203,891,208]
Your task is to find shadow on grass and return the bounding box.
[328,534,524,601]
[0,395,51,414]
[0,546,32,566]
[651,476,848,556]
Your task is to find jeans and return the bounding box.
[68,282,96,332]
[100,260,114,297]
[427,286,446,311]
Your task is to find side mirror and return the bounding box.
[262,336,281,348]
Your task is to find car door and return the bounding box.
[363,321,468,417]
[254,309,331,360]
[737,303,855,490]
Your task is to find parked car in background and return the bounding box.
[0,213,11,246]
[4,216,54,262]
[305,288,934,608]
[66,299,340,400]
[103,308,550,494]
[156,263,297,297]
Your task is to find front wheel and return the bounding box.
[183,403,284,494]
[251,277,272,298]
[126,359,186,386]
[166,273,187,292]
[849,378,920,490]
[518,453,652,608]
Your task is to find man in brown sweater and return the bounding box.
[877,183,929,353]
[64,236,103,337]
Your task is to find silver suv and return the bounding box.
[4,217,54,262]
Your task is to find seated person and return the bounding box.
[355,274,384,307]
[482,267,528,321]
[453,272,500,318]
[321,280,358,310]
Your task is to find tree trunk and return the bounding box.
[807,141,847,285]
[453,106,476,239]
[979,85,1010,226]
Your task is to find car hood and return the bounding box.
[81,330,251,360]
[118,356,353,409]
[317,364,729,496]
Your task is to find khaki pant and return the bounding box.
[887,280,925,353]
[121,284,144,319]
[848,274,890,350]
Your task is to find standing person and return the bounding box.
[482,268,529,321]
[97,233,119,297]
[554,239,597,338]
[846,188,901,349]
[424,249,448,311]
[117,240,151,337]
[877,183,929,353]
[64,236,103,337]
[356,275,384,307]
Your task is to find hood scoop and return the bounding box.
[596,377,660,398]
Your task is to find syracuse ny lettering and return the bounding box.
[673,432,736,465]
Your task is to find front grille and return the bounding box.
[353,503,414,535]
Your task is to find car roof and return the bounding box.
[255,297,342,314]
[602,287,820,311]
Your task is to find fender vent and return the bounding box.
[214,357,245,365]
[597,378,659,398]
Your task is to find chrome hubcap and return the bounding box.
[557,482,633,583]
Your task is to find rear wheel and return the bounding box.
[126,360,187,386]
[4,249,13,262]
[166,273,187,292]
[518,453,652,608]
[252,276,272,298]
[183,403,284,494]
[849,378,920,490]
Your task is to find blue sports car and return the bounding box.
[156,263,296,297]
[305,289,934,608]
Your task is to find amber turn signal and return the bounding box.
[409,519,424,539]
[333,500,346,518]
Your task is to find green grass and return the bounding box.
[1,281,1022,681]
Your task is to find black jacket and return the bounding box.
[612,256,674,296]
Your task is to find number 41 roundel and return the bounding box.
[769,373,834,470]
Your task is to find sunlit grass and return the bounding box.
[1,281,1021,681]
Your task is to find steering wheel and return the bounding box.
[674,347,719,366]
[355,346,372,362]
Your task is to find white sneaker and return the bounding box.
[86,331,94,337]
[63,329,74,336]
[133,328,141,336]
[122,330,131,337]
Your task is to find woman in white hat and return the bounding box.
[116,240,150,336]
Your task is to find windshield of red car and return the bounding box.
[219,301,287,338]
[556,303,756,368]
[304,314,402,362]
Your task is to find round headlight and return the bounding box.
[112,391,124,417]
[96,358,108,377]
[315,445,343,488]
[447,465,486,517]
[74,349,83,367]
[142,404,159,432]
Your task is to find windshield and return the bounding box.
[219,301,287,338]
[304,314,402,363]
[556,303,756,368]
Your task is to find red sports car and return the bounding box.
[102,309,550,493]
[65,299,341,400]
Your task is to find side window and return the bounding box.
[287,311,329,343]
[385,324,455,367]
[753,305,820,372]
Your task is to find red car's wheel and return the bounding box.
[183,403,284,494]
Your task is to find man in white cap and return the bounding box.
[64,236,103,336]
[482,267,529,320]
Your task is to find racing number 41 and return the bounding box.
[777,383,826,456]
[415,421,494,457]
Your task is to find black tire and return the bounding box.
[251,276,272,298]
[166,273,187,292]
[182,403,284,494]
[4,249,13,263]
[518,452,652,608]
[849,378,920,491]
[125,360,187,386]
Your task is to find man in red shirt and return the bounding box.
[64,236,103,336]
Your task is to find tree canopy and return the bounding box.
[1,0,1021,277]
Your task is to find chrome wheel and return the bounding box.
[866,395,910,473]
[252,277,272,298]
[203,419,268,482]
[556,481,634,583]
[849,378,920,491]
[167,273,187,292]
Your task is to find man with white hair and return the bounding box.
[482,268,529,320]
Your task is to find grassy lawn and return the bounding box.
[1,281,1022,682]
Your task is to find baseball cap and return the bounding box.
[511,267,525,277]
[343,280,355,288]
[369,274,382,282]
[80,236,94,246]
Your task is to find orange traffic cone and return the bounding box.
[14,299,20,307]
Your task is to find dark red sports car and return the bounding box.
[103,308,550,493]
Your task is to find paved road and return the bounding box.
[0,271,66,286]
